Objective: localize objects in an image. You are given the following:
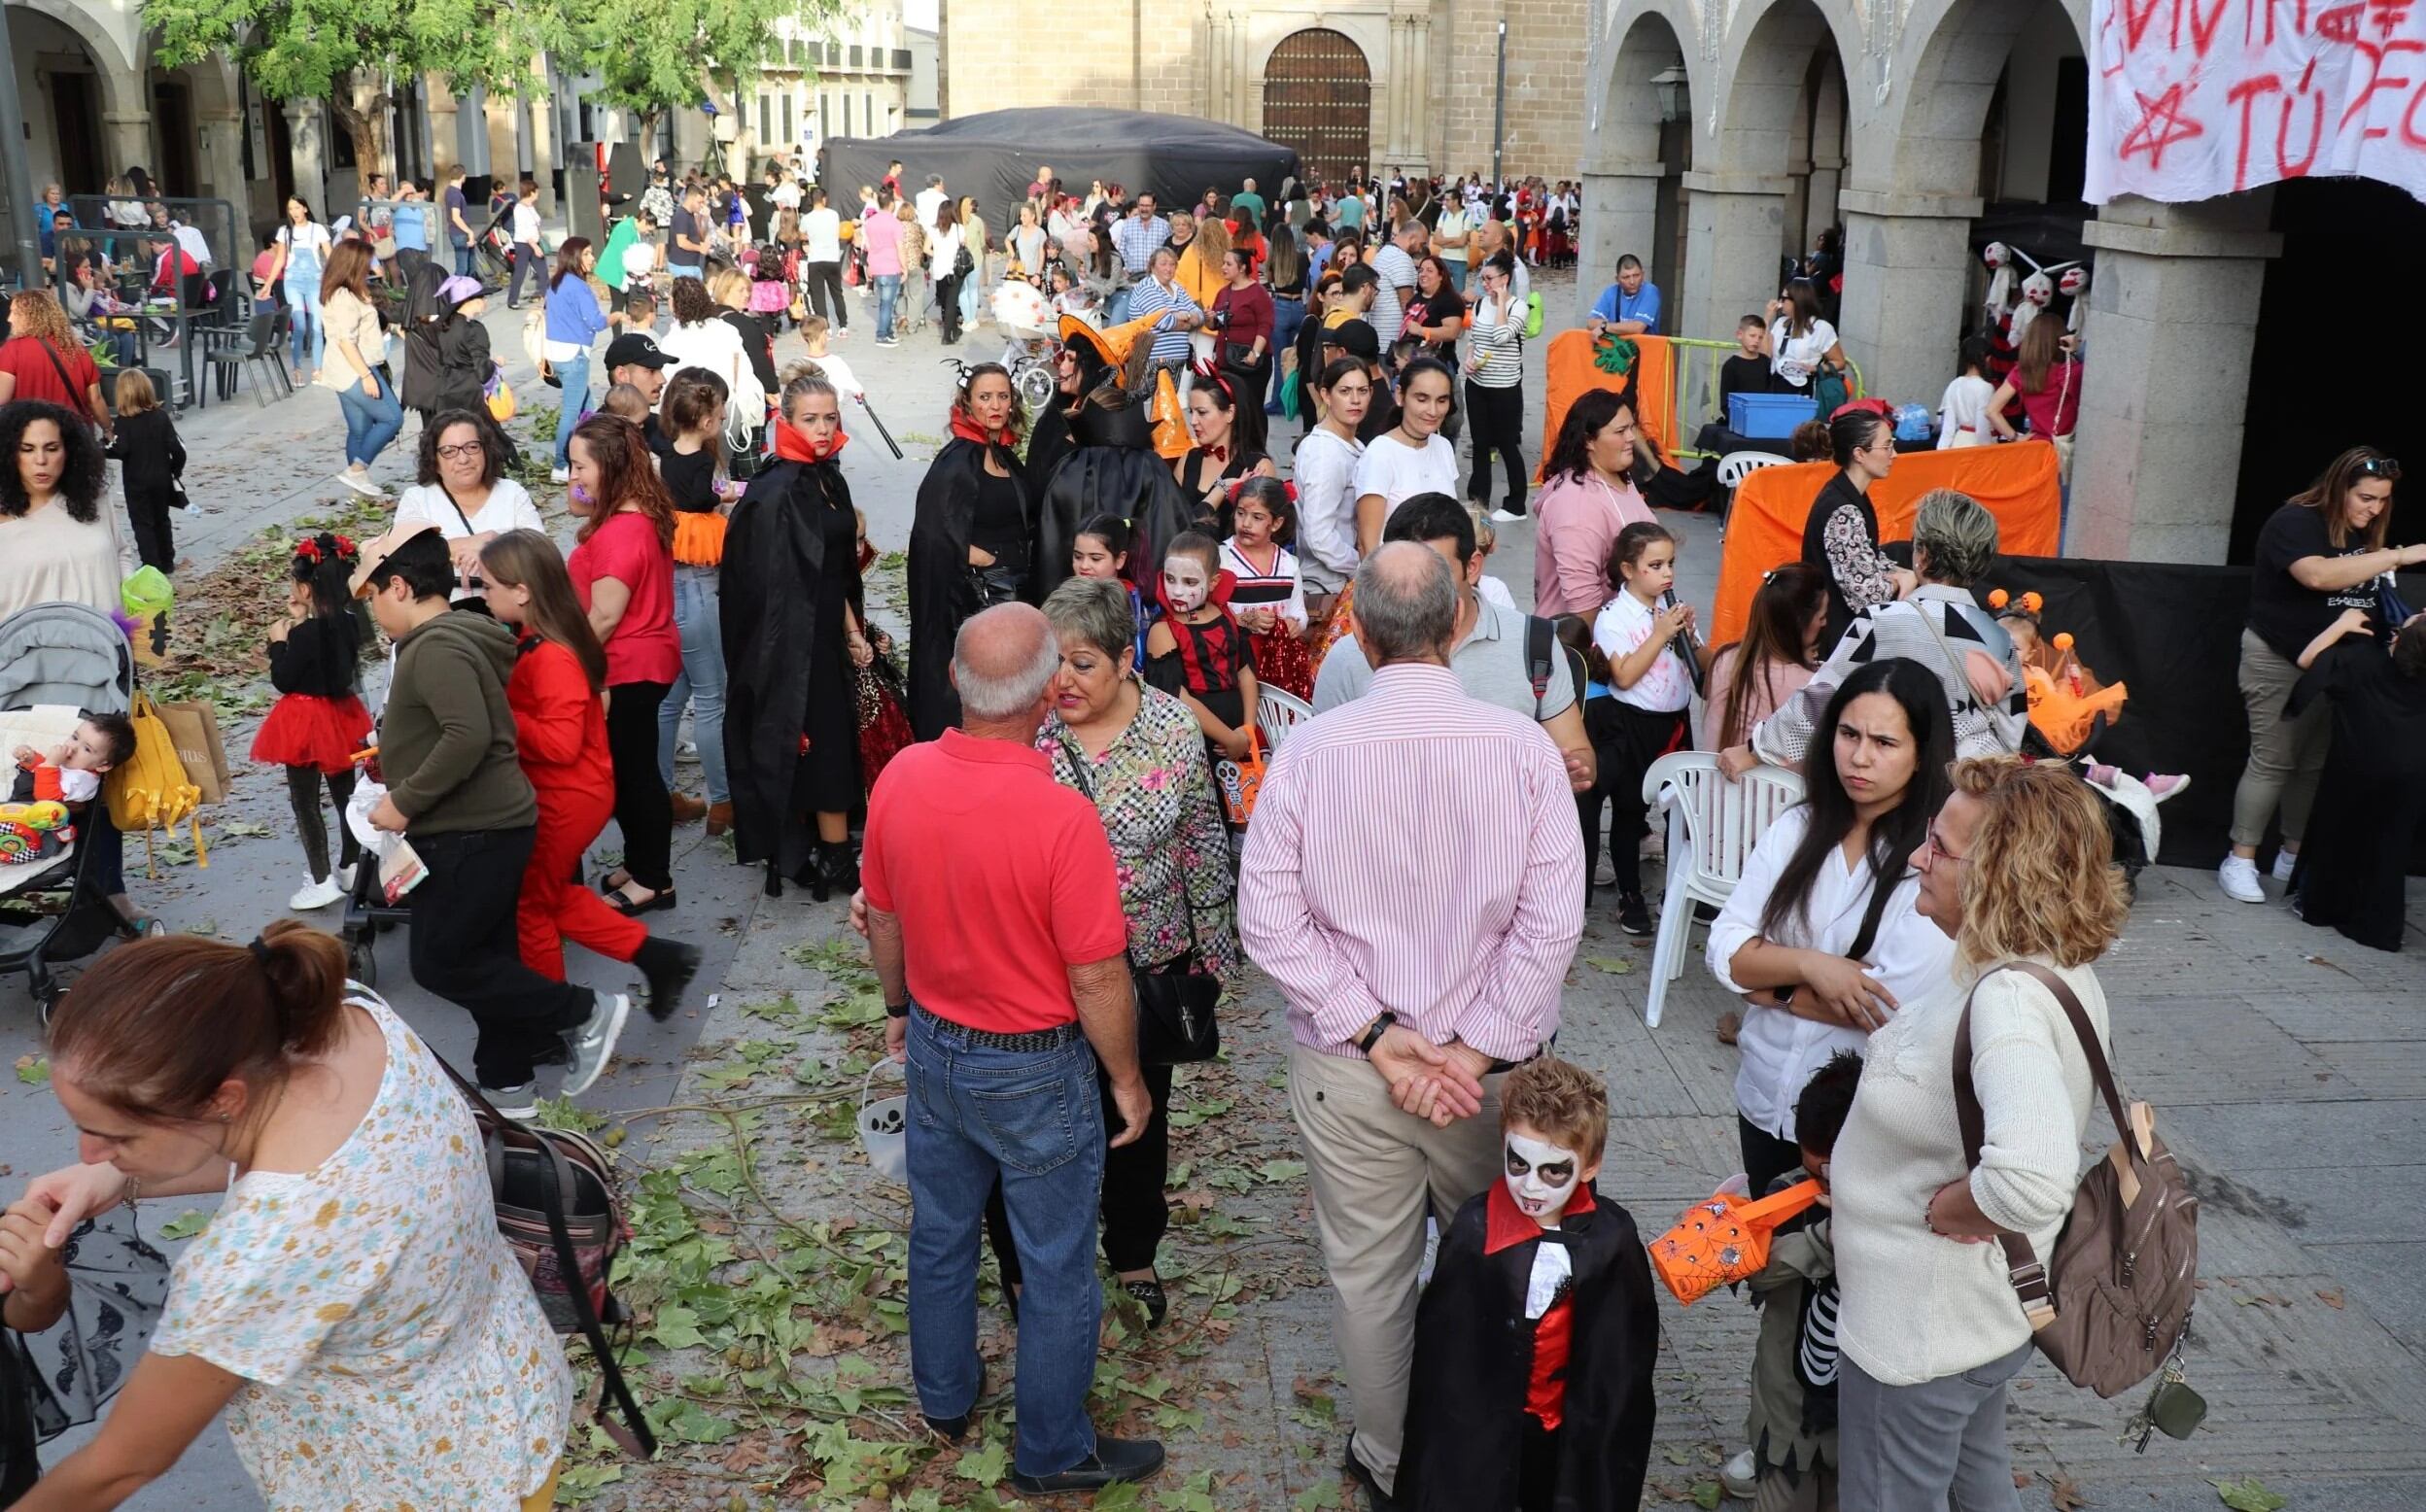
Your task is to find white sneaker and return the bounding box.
[1593,851,1617,888]
[2217,854,2266,904]
[479,1082,539,1120]
[332,469,387,499]
[549,465,571,485]
[2271,848,2299,883]
[561,992,632,1097]
[333,859,357,893]
[1720,1448,1757,1497]
[289,875,345,911]
[1490,507,1525,524]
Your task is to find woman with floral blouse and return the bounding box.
[982,573,1240,1329]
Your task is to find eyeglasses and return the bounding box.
[435,442,484,461]
[2358,456,2403,481]
[1919,825,1970,868]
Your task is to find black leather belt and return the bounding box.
[914,1002,1081,1053]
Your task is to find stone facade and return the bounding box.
[940,0,1588,183]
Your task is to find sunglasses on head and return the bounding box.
[2359,456,2402,481]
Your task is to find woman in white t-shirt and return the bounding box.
[1936,336,1994,449]
[1348,357,1459,554]
[657,275,750,407]
[799,188,848,329]
[267,196,334,384]
[1761,280,1845,393]
[391,412,545,601]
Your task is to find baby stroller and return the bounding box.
[0,602,157,1015]
[991,280,1063,416]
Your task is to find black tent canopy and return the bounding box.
[819,107,1300,230]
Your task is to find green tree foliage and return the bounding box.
[573,0,842,152]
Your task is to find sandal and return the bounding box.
[596,868,633,894]
[606,884,677,917]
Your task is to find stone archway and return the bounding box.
[1262,29,1371,190]
[1580,8,1697,320]
[7,0,143,198]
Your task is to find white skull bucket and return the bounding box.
[858,1060,909,1183]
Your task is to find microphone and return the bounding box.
[1663,589,1707,697]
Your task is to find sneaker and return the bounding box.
[1489,507,1526,524]
[1593,851,1617,888]
[289,875,345,911]
[1009,1434,1164,1495]
[479,1082,539,1120]
[1720,1448,1758,1497]
[549,465,571,485]
[560,992,632,1096]
[332,859,358,893]
[1617,891,1653,937]
[2271,847,2299,883]
[2217,854,2266,904]
[875,337,898,348]
[2144,773,2190,803]
[332,469,387,499]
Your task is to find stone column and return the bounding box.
[194,105,245,210]
[2068,195,2281,564]
[103,110,153,184]
[1404,13,1433,179]
[1577,164,1661,320]
[1679,170,1786,347]
[1382,17,1411,170]
[1833,189,1980,409]
[283,100,327,221]
[1806,74,1844,244]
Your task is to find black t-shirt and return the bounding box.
[670,207,703,260]
[660,445,719,512]
[1717,352,1774,411]
[2247,501,2376,660]
[972,465,1027,562]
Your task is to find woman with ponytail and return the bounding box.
[251,533,371,911]
[906,362,1034,738]
[13,923,572,1509]
[721,371,872,897]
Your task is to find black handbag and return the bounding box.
[1060,738,1222,1064]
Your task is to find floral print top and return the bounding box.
[1040,683,1242,983]
[151,989,572,1510]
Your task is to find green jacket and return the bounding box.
[383,608,537,835]
[1746,1216,1838,1483]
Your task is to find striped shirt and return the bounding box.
[1126,275,1201,365]
[1464,292,1525,389]
[1238,663,1584,1060]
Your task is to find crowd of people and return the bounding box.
[0,144,2415,1512]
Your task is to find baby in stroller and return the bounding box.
[5,713,132,864]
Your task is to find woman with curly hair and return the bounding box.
[0,292,111,439]
[391,408,542,601]
[566,414,682,915]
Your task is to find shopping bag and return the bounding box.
[155,699,230,806]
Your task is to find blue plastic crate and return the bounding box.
[1728,392,1820,438]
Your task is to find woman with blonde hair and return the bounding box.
[0,289,111,437]
[1829,755,2131,1511]
[1175,215,1230,312]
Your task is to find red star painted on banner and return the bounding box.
[2120,82,2205,168]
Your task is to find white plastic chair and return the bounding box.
[1716,450,1793,491]
[1257,685,1315,750]
[1638,751,1806,1028]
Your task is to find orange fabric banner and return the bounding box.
[1539,329,1676,479]
[1708,442,2063,646]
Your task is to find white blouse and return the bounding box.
[1706,805,1957,1140]
[0,496,132,619]
[1291,428,1365,591]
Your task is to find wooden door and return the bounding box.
[1263,29,1370,190]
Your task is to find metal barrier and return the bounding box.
[1661,334,1865,463]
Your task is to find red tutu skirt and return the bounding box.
[1250,627,1315,700]
[250,693,372,773]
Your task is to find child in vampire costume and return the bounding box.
[1022,311,1196,609]
[1398,1057,1658,1512]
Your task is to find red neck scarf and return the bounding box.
[774,419,848,464]
[950,411,1017,449]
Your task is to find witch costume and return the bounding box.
[1024,312,1197,610]
[905,413,1036,740]
[719,419,864,898]
[1397,1181,1659,1512]
[2288,637,2426,952]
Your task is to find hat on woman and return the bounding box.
[437,275,484,307]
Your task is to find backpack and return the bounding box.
[105,690,205,870]
[1953,962,2198,1399]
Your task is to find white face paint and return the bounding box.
[1162,555,1210,614]
[1504,1131,1581,1224]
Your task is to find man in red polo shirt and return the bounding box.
[862,602,1164,1498]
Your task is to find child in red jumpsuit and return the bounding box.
[475,529,701,1020]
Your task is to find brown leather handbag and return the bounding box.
[1953,962,2199,1399]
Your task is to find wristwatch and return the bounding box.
[884,1001,910,1020]
[1355,1012,1397,1055]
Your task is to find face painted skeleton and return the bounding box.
[1505,1131,1582,1320]
[1162,555,1210,614]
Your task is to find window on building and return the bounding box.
[820,93,831,141]
[849,44,864,69]
[759,94,772,145]
[844,95,852,136]
[782,93,794,145]
[863,93,873,133]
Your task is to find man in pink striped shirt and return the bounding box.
[1239,541,1585,1507]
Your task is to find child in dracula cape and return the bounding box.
[1398,1057,1658,1512]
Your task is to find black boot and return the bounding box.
[633,935,703,1023]
[808,840,859,903]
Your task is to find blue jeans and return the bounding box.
[1267,296,1307,409]
[905,1010,1104,1477]
[1106,285,1132,325]
[657,565,729,803]
[875,274,902,340]
[284,281,324,371]
[1445,258,1469,294]
[552,352,590,467]
[668,262,703,282]
[959,260,982,325]
[452,243,473,277]
[334,375,403,467]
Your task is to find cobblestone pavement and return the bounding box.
[2,261,2418,1509]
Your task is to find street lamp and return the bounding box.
[1652,66,1690,125]
[1491,21,1508,189]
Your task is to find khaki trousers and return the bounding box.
[2231,628,2334,848]
[1288,1043,1506,1496]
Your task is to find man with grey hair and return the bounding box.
[1240,541,1585,1507]
[863,601,1165,1495]
[1720,488,2028,773]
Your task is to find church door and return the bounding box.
[1263,29,1370,189]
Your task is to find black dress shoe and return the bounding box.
[1120,1275,1169,1329]
[1342,1435,1401,1511]
[923,1359,987,1444]
[1008,1434,1164,1495]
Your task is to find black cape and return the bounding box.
[1028,397,1195,609]
[907,437,1034,740]
[2288,641,2426,951]
[1399,1186,1658,1512]
[719,456,842,872]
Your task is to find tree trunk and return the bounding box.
[329,74,395,188]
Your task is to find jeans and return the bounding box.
[283,281,323,371]
[452,244,474,277]
[905,1009,1105,1478]
[958,258,981,326]
[335,375,404,468]
[552,352,590,468]
[1840,1341,2031,1511]
[1267,296,1306,409]
[605,679,674,892]
[657,566,729,804]
[668,262,704,283]
[985,1060,1173,1283]
[1444,258,1469,294]
[1106,285,1132,324]
[407,825,599,1089]
[874,273,902,340]
[508,243,544,305]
